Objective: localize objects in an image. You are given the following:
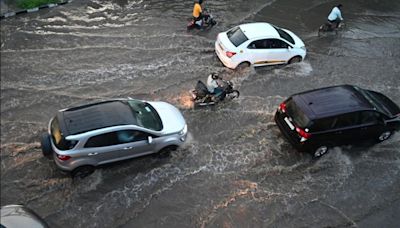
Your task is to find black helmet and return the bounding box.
[211,73,219,80]
[198,0,203,4]
[337,4,343,8]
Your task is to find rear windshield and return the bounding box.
[127,100,163,131]
[286,98,311,128]
[51,117,76,150]
[272,25,295,45]
[227,26,249,47]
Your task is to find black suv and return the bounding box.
[274,85,400,157]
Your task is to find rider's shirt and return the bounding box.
[206,75,218,93]
[328,7,343,21]
[192,3,202,18]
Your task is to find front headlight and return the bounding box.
[179,124,188,136]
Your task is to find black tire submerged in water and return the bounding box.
[71,165,95,179]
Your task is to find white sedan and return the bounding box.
[215,22,306,69]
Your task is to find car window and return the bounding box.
[272,25,295,44]
[85,130,152,147]
[50,117,77,150]
[310,117,335,132]
[359,111,381,124]
[286,98,311,128]
[332,113,359,129]
[270,39,290,48]
[248,39,289,49]
[116,130,148,144]
[85,132,120,147]
[227,26,249,47]
[248,39,265,49]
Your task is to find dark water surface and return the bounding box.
[1,0,400,227]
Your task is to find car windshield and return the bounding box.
[272,25,295,45]
[127,100,163,131]
[286,98,311,128]
[51,117,76,150]
[355,87,391,116]
[227,26,249,47]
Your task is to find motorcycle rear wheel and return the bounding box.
[227,90,240,99]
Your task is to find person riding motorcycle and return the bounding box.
[327,4,343,28]
[192,0,204,28]
[206,73,225,100]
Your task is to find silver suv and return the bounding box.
[41,98,188,178]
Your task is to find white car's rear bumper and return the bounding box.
[215,41,237,69]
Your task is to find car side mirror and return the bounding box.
[288,46,292,50]
[148,136,153,144]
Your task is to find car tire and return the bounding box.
[236,62,250,70]
[40,133,53,159]
[288,56,302,64]
[158,145,178,158]
[312,145,329,158]
[377,131,392,142]
[71,165,95,179]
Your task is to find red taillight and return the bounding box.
[279,102,286,113]
[296,127,311,139]
[57,154,71,161]
[226,51,236,58]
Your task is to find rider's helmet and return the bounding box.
[198,0,203,5]
[211,73,219,80]
[337,4,343,8]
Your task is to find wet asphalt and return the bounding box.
[1,0,400,227]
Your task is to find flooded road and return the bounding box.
[1,0,400,227]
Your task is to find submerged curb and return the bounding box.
[0,0,72,19]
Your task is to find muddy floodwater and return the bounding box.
[1,0,400,227]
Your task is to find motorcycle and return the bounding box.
[187,8,217,31]
[190,78,239,107]
[318,21,345,36]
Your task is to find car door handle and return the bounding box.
[88,152,98,156]
[123,147,133,150]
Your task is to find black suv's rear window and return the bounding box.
[227,26,249,47]
[286,98,311,128]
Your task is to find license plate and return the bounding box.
[284,117,295,130]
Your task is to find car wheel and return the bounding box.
[158,145,178,158]
[71,165,95,179]
[40,133,53,159]
[313,145,329,158]
[378,131,392,142]
[288,56,302,64]
[236,62,250,70]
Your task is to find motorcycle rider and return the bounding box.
[206,73,225,100]
[327,4,343,28]
[192,0,204,28]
